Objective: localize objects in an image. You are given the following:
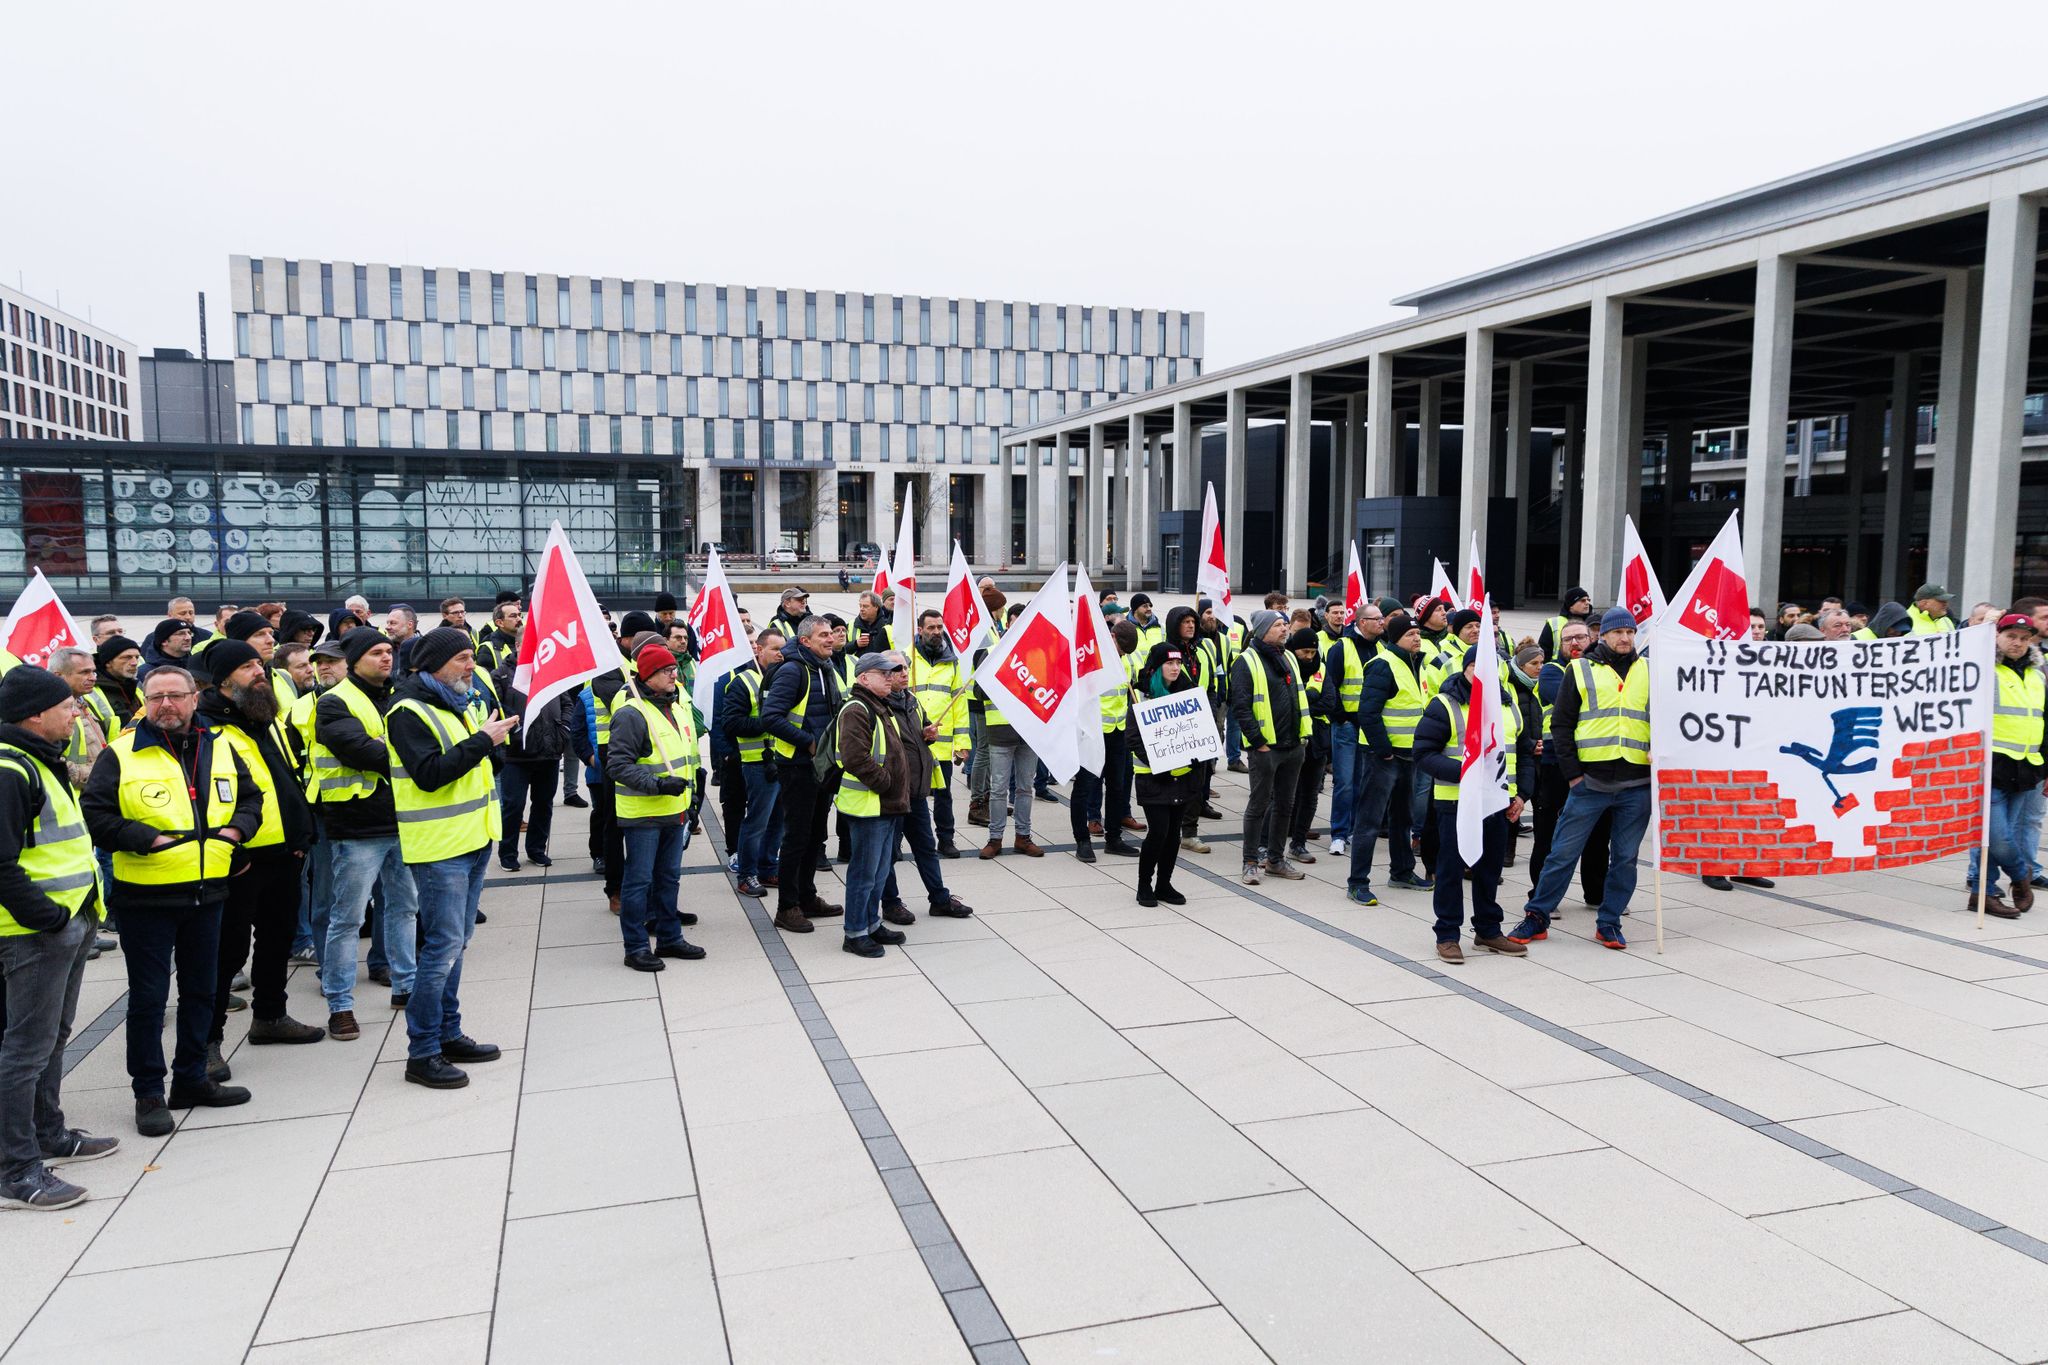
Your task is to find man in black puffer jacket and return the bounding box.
[492,657,593,872]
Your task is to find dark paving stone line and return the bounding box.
[1173,857,2044,1267]
[62,989,128,1077]
[699,809,1021,1356]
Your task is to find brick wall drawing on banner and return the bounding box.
[1659,732,1984,878]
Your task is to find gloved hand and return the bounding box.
[655,777,689,797]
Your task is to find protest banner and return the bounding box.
[1132,687,1223,770]
[1650,626,1994,883]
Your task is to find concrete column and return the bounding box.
[695,468,723,549]
[1580,294,1629,601]
[1049,435,1070,568]
[1123,414,1143,587]
[1146,433,1166,577]
[1365,352,1397,498]
[982,458,1008,566]
[1881,356,1919,602]
[1283,372,1313,595]
[761,470,784,555]
[1085,424,1107,569]
[1505,360,1532,607]
[871,466,895,557]
[929,467,952,569]
[1962,195,2041,606]
[1458,328,1495,580]
[1417,378,1442,496]
[1558,403,1581,588]
[1342,391,1367,557]
[814,470,841,562]
[1842,394,1884,598]
[1171,400,1197,512]
[1622,339,1649,525]
[1742,257,1796,611]
[1326,409,1347,577]
[1014,441,1034,567]
[1224,388,1248,590]
[1927,270,1983,590]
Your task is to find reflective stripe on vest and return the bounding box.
[1244,651,1311,747]
[910,656,966,757]
[769,667,812,758]
[388,698,503,862]
[107,728,239,885]
[0,745,95,931]
[62,711,93,767]
[1429,693,1520,801]
[1372,653,1428,749]
[734,671,768,761]
[84,687,117,737]
[1572,658,1651,764]
[615,697,694,821]
[306,677,386,803]
[1336,638,1367,710]
[1993,666,2045,767]
[834,700,891,817]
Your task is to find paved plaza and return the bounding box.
[10,769,2048,1364]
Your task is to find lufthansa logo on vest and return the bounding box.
[139,780,172,808]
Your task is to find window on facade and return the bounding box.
[478,412,492,449]
[546,413,559,451]
[326,363,340,403]
[374,321,388,362]
[1180,317,1190,356]
[388,269,404,317]
[239,405,254,443]
[624,379,637,415]
[354,265,369,314]
[462,369,476,407]
[745,289,758,336]
[560,373,573,408]
[306,323,320,361]
[408,323,422,364]
[775,291,788,337]
[290,361,304,403]
[358,368,372,404]
[577,415,591,452]
[458,271,472,322]
[528,373,541,407]
[342,408,357,445]
[236,315,250,357]
[250,259,266,311]
[542,331,556,367]
[1028,307,1039,350]
[271,316,285,355]
[491,273,506,324]
[557,280,570,326]
[523,279,537,323]
[509,330,524,367]
[607,333,621,371]
[423,273,438,321]
[684,286,697,333]
[276,409,289,443]
[256,360,271,402]
[339,323,354,361]
[320,264,335,314]
[622,283,636,330]
[655,284,667,331]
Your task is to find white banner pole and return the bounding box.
[1978,716,1995,933]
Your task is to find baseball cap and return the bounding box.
[1998,613,2038,634]
[1913,583,1954,602]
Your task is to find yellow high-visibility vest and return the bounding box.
[0,743,96,931]
[306,677,386,804]
[1992,666,2045,768]
[614,696,694,821]
[105,728,239,885]
[1571,658,1651,766]
[388,698,503,862]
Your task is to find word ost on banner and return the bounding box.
[1132,687,1223,770]
[1650,626,1994,878]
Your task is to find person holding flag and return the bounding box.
[763,616,847,933]
[973,569,1084,858]
[1229,609,1311,885]
[1322,599,1386,857]
[1509,608,1652,950]
[1413,640,1533,964]
[908,608,969,858]
[1069,565,1138,864]
[606,644,709,970]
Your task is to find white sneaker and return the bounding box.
[1329,838,1347,856]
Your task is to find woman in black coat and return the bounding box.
[1131,642,1204,907]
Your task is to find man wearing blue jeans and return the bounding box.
[722,633,784,899]
[1347,611,1431,905]
[386,628,515,1087]
[1323,604,1386,855]
[1975,615,2046,917]
[1511,609,1651,949]
[308,631,416,1041]
[883,661,974,920]
[607,645,708,970]
[837,653,917,958]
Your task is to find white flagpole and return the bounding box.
[1978,715,1995,932]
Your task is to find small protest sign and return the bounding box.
[1649,626,1994,877]
[1133,687,1223,770]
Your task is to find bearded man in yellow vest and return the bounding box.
[194,640,327,1070]
[605,644,708,975]
[0,666,121,1210]
[1510,608,1651,951]
[1413,646,1534,965]
[385,628,518,1090]
[81,664,263,1137]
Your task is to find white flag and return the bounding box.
[973,564,1083,783]
[889,499,918,651]
[1430,558,1457,611]
[1455,592,1512,863]
[939,539,993,660]
[1196,482,1235,629]
[1343,540,1366,625]
[1463,532,1485,610]
[512,521,627,735]
[1071,562,1123,776]
[1622,515,1668,634]
[687,546,752,719]
[0,568,88,669]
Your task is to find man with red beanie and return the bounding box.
[606,645,708,971]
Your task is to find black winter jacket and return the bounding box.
[0,723,97,931]
[313,672,399,840]
[1412,672,1535,801]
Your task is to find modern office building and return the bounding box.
[139,348,237,444]
[1005,98,2048,609]
[0,283,139,444]
[227,256,1202,567]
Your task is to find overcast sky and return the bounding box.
[13,0,2043,371]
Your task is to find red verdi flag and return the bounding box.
[1430,558,1457,610]
[1622,514,1668,631]
[1196,483,1234,627]
[941,540,993,659]
[1071,561,1123,776]
[512,521,625,733]
[1663,511,1748,642]
[1343,541,1366,625]
[688,545,752,718]
[0,568,86,669]
[973,565,1082,781]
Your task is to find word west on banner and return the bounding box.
[512,521,626,734]
[1622,514,1667,630]
[940,540,993,659]
[1663,510,1747,640]
[1132,688,1222,770]
[0,568,87,668]
[1343,541,1366,625]
[1430,558,1457,609]
[1650,626,1994,878]
[688,546,751,718]
[1456,594,1511,863]
[973,564,1082,782]
[1071,562,1122,776]
[1196,482,1234,626]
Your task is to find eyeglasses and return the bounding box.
[146,690,196,703]
[887,665,908,674]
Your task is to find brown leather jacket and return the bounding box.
[836,687,916,815]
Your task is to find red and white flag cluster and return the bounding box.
[512,522,627,733]
[0,569,87,669]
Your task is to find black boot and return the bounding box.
[404,1055,469,1089]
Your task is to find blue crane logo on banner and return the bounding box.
[1779,706,1883,815]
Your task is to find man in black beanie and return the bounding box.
[138,619,194,687]
[654,593,679,629]
[94,636,143,729]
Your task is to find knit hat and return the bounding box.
[1784,623,1824,641]
[0,666,74,723]
[204,639,262,683]
[1129,592,1152,609]
[620,610,660,640]
[1447,608,1482,635]
[409,627,474,677]
[1248,609,1283,643]
[1384,610,1416,642]
[95,635,140,670]
[1598,607,1638,634]
[224,610,273,641]
[495,589,522,605]
[342,628,393,667]
[636,644,678,680]
[150,618,193,650]
[1374,596,1404,618]
[1286,628,1321,654]
[654,592,679,613]
[1562,586,1591,611]
[625,631,663,659]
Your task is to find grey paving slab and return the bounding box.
[1121,1017,1367,1123]
[1744,1311,2010,1365]
[509,1077,695,1218]
[719,1246,970,1364]
[8,1248,286,1364]
[1017,1306,1269,1365]
[244,1313,493,1363]
[857,1044,1073,1166]
[954,994,1161,1087]
[1312,1043,1602,1165]
[1035,1072,1300,1211]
